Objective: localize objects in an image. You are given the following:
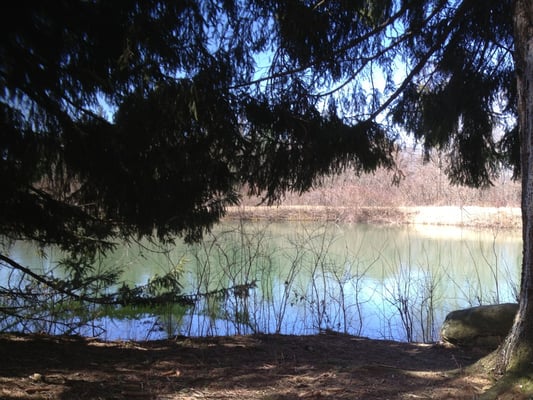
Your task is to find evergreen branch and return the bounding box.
[367,0,470,122]
[0,253,116,305]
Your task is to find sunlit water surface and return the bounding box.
[4,221,522,342]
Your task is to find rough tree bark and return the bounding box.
[497,0,533,374]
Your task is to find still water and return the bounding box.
[4,221,522,342]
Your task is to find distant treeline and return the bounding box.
[241,149,521,208]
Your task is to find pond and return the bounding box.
[2,221,522,343]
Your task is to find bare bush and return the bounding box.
[241,149,521,209]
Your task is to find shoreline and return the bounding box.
[225,205,522,230]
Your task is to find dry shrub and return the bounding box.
[242,149,521,208]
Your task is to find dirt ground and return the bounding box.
[2,331,528,400]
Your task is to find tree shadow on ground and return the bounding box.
[0,332,494,399]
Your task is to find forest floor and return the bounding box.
[1,331,530,400]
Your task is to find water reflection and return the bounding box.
[2,221,522,342]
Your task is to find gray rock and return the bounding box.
[440,303,518,348]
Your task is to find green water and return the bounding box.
[3,221,522,342]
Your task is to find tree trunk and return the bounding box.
[497,0,533,374]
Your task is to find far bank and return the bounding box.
[225,205,522,230]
